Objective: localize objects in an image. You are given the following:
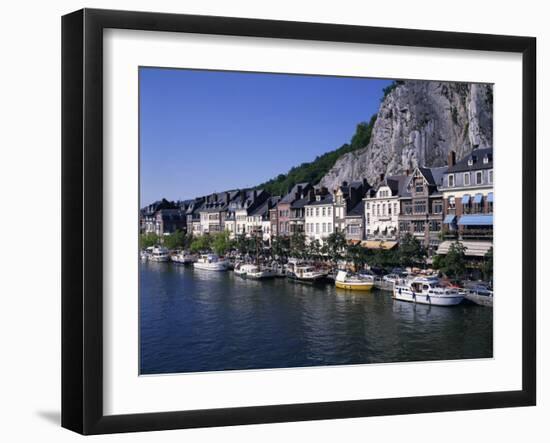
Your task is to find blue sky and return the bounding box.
[140,67,392,206]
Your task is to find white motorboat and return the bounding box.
[246,266,277,280]
[393,276,464,306]
[140,249,149,261]
[149,246,170,262]
[286,262,327,284]
[335,270,374,291]
[193,254,228,271]
[171,251,197,264]
[233,263,257,277]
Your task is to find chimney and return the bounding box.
[362,178,368,189]
[406,168,410,176]
[379,173,385,182]
[448,150,456,167]
[342,181,348,187]
[225,192,230,202]
[253,190,257,200]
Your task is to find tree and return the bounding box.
[140,232,159,249]
[325,231,347,263]
[398,233,427,268]
[290,231,307,259]
[306,239,322,261]
[346,243,368,271]
[482,247,493,282]
[271,235,290,259]
[190,234,212,253]
[162,230,186,250]
[212,231,232,256]
[441,241,468,280]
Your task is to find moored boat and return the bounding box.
[149,246,170,262]
[286,262,327,284]
[335,270,374,291]
[246,266,277,280]
[171,251,197,264]
[393,276,464,306]
[193,254,228,271]
[233,263,257,278]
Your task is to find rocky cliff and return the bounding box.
[319,80,493,190]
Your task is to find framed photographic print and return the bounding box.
[61,8,536,435]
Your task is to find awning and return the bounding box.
[443,215,457,224]
[458,214,493,226]
[462,194,471,204]
[487,192,494,203]
[361,240,398,250]
[473,194,483,204]
[347,240,361,245]
[436,240,493,257]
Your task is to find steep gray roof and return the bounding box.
[346,200,365,217]
[447,148,493,173]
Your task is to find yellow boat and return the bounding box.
[335,270,374,291]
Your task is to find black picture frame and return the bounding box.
[62,8,536,435]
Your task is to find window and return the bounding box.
[322,223,326,233]
[315,223,319,234]
[388,204,392,215]
[415,179,424,193]
[414,201,427,214]
[433,201,443,214]
[328,207,332,216]
[322,207,326,216]
[366,202,370,210]
[403,202,413,215]
[448,174,455,187]
[476,171,483,185]
[464,172,470,186]
[316,208,319,216]
[382,203,386,215]
[448,196,456,210]
[488,169,493,184]
[394,203,398,215]
[328,222,332,233]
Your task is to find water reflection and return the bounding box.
[140,262,493,374]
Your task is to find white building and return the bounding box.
[304,194,335,245]
[364,175,406,240]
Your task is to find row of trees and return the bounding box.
[140,230,493,282]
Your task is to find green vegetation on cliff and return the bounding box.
[256,114,376,196]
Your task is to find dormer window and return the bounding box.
[468,158,474,166]
[483,155,489,164]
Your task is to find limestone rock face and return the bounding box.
[319,81,493,190]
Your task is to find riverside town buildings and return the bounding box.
[140,148,493,256]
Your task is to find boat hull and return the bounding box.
[193,262,228,271]
[286,274,325,284]
[393,289,463,306]
[335,281,374,291]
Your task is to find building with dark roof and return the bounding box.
[344,200,366,242]
[198,191,241,235]
[228,189,270,237]
[364,174,408,241]
[398,166,447,253]
[438,148,493,251]
[276,182,313,236]
[304,191,335,245]
[333,179,370,235]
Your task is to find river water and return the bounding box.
[140,261,493,375]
